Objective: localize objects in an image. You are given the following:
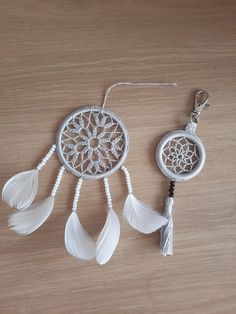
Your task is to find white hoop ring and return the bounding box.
[155,130,206,182]
[56,106,129,180]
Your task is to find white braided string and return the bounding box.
[121,166,133,194]
[104,177,113,209]
[72,178,83,212]
[36,144,56,171]
[160,197,174,256]
[51,166,65,197]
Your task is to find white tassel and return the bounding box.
[121,166,167,234]
[64,178,96,260]
[96,178,120,265]
[9,166,65,235]
[160,197,174,256]
[2,144,56,209]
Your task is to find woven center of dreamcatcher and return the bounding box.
[57,106,128,179]
[162,136,199,175]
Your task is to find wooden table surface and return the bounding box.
[0,1,236,313]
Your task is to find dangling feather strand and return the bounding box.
[64,178,96,260]
[121,166,167,234]
[64,177,120,265]
[8,166,65,235]
[95,178,121,265]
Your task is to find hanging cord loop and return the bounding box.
[101,81,177,108]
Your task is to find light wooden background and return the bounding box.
[0,1,236,313]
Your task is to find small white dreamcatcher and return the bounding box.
[2,82,176,265]
[155,90,209,256]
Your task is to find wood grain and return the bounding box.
[0,1,236,313]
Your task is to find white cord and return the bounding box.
[36,144,56,171]
[102,81,177,108]
[72,178,83,212]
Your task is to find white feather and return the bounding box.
[96,208,120,265]
[9,196,54,235]
[2,169,38,209]
[123,194,167,234]
[65,212,96,260]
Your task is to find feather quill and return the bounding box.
[9,195,54,235]
[65,212,96,260]
[96,208,120,265]
[2,169,38,209]
[123,194,167,234]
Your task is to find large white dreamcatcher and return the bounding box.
[2,82,175,265]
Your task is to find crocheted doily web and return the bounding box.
[59,108,127,177]
[162,136,200,175]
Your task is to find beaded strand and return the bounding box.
[121,166,133,194]
[169,180,175,198]
[72,178,83,212]
[104,177,113,209]
[51,166,65,197]
[37,144,56,171]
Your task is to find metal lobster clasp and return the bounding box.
[190,90,209,123]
